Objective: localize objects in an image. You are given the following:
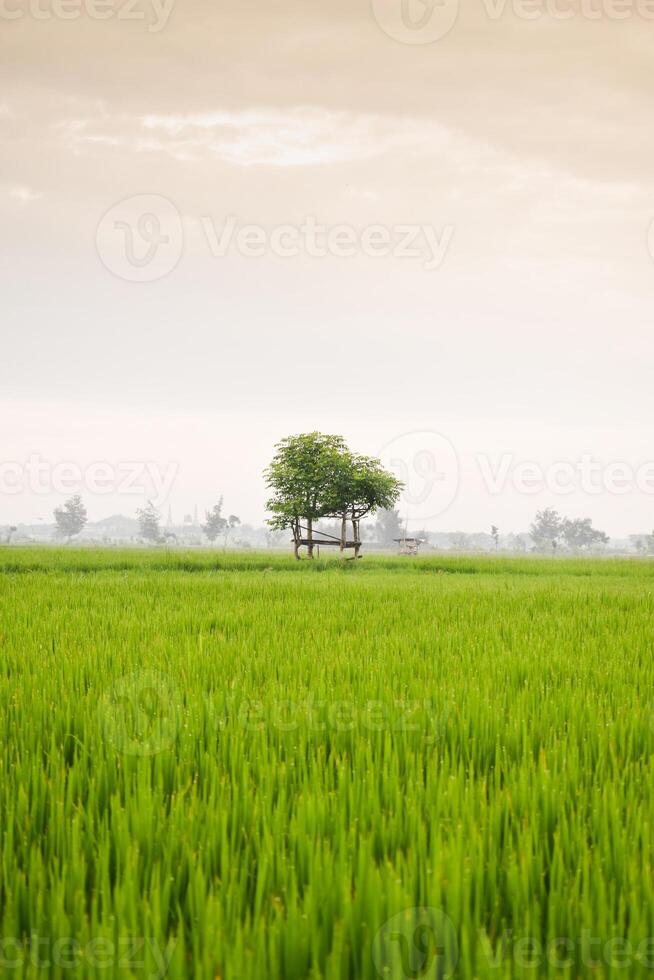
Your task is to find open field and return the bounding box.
[1,548,654,978]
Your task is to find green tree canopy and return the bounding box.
[561,517,609,551]
[327,453,403,521]
[202,499,227,544]
[53,495,87,541]
[529,507,563,552]
[136,501,162,544]
[264,433,403,558]
[264,432,351,532]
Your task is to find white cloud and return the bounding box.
[140,108,457,167]
[3,185,42,203]
[55,106,460,168]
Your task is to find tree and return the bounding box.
[136,501,162,544]
[328,453,403,557]
[631,532,654,556]
[375,509,404,546]
[529,508,563,553]
[264,432,350,559]
[490,525,499,551]
[223,514,241,549]
[264,433,402,559]
[202,499,227,544]
[561,517,609,552]
[53,495,87,541]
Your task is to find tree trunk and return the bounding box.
[340,513,347,555]
[353,517,361,559]
[307,517,314,559]
[292,520,300,560]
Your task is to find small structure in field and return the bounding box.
[294,520,363,559]
[394,536,424,556]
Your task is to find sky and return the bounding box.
[1,0,654,536]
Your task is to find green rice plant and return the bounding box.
[0,548,653,978]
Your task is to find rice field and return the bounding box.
[1,547,653,979]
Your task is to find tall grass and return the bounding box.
[1,548,653,977]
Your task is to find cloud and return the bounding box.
[54,106,461,168]
[2,185,42,203]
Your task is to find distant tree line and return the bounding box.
[136,498,241,547]
[529,507,609,553]
[0,471,644,556]
[45,494,241,547]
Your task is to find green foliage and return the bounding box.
[333,453,403,518]
[561,516,609,551]
[53,494,87,540]
[264,432,350,530]
[1,547,654,978]
[136,500,162,543]
[264,432,402,530]
[529,507,563,551]
[530,510,610,553]
[202,499,227,543]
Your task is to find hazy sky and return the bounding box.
[2,0,653,535]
